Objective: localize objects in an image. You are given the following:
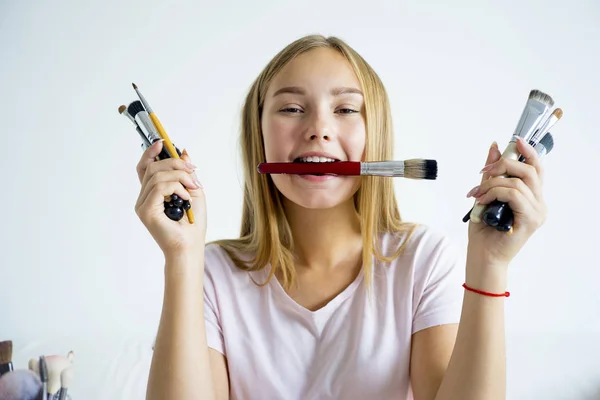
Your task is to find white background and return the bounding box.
[1,0,599,398]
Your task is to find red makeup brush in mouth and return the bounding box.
[257,157,438,180]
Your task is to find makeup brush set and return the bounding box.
[118,83,195,223]
[464,89,562,233]
[0,341,74,400]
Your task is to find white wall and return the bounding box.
[1,0,599,398]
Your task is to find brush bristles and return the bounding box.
[539,132,554,153]
[127,100,145,118]
[403,159,437,180]
[118,105,127,114]
[0,341,12,364]
[529,89,554,108]
[553,108,563,119]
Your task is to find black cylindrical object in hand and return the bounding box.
[156,143,190,221]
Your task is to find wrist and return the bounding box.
[164,249,204,278]
[465,258,509,294]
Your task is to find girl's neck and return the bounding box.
[283,198,363,272]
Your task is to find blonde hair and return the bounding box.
[211,34,416,291]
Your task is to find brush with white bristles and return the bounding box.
[468,89,557,224]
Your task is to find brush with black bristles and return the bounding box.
[0,341,13,377]
[257,159,438,180]
[482,132,556,232]
[119,100,188,222]
[126,100,182,160]
[118,104,152,149]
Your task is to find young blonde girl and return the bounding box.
[135,35,547,400]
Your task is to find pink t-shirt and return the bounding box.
[203,225,464,400]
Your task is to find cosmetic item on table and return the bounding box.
[118,83,194,223]
[0,341,13,377]
[0,369,43,400]
[39,356,48,400]
[464,89,562,232]
[29,351,74,400]
[257,159,438,180]
[56,366,73,400]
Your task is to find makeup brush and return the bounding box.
[469,89,555,224]
[519,108,562,162]
[462,132,556,224]
[257,159,438,179]
[482,132,556,232]
[131,83,180,159]
[0,341,13,377]
[39,356,48,400]
[119,104,152,149]
[57,366,73,400]
[127,101,162,143]
[131,83,194,223]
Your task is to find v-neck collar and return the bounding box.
[267,265,365,321]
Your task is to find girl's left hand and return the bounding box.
[466,137,548,268]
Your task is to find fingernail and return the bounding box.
[466,185,480,198]
[193,174,203,188]
[185,162,198,170]
[490,141,498,150]
[480,164,494,173]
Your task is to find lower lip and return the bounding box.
[297,174,338,182]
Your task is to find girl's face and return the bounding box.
[261,47,367,210]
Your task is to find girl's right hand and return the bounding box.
[134,140,207,258]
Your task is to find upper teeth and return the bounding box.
[299,156,337,162]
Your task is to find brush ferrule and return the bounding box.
[529,115,557,145]
[0,361,13,375]
[360,161,405,177]
[510,100,550,143]
[135,112,161,142]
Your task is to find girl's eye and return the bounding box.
[280,107,303,113]
[336,108,359,114]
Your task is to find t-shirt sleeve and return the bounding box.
[203,248,226,355]
[412,233,464,334]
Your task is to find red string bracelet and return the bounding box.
[462,283,510,297]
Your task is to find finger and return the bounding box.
[475,186,536,217]
[181,148,203,194]
[137,169,201,209]
[141,155,198,189]
[136,181,192,221]
[516,136,545,182]
[480,141,502,184]
[471,176,537,206]
[479,156,542,200]
[136,140,165,183]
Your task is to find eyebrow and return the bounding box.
[272,86,363,97]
